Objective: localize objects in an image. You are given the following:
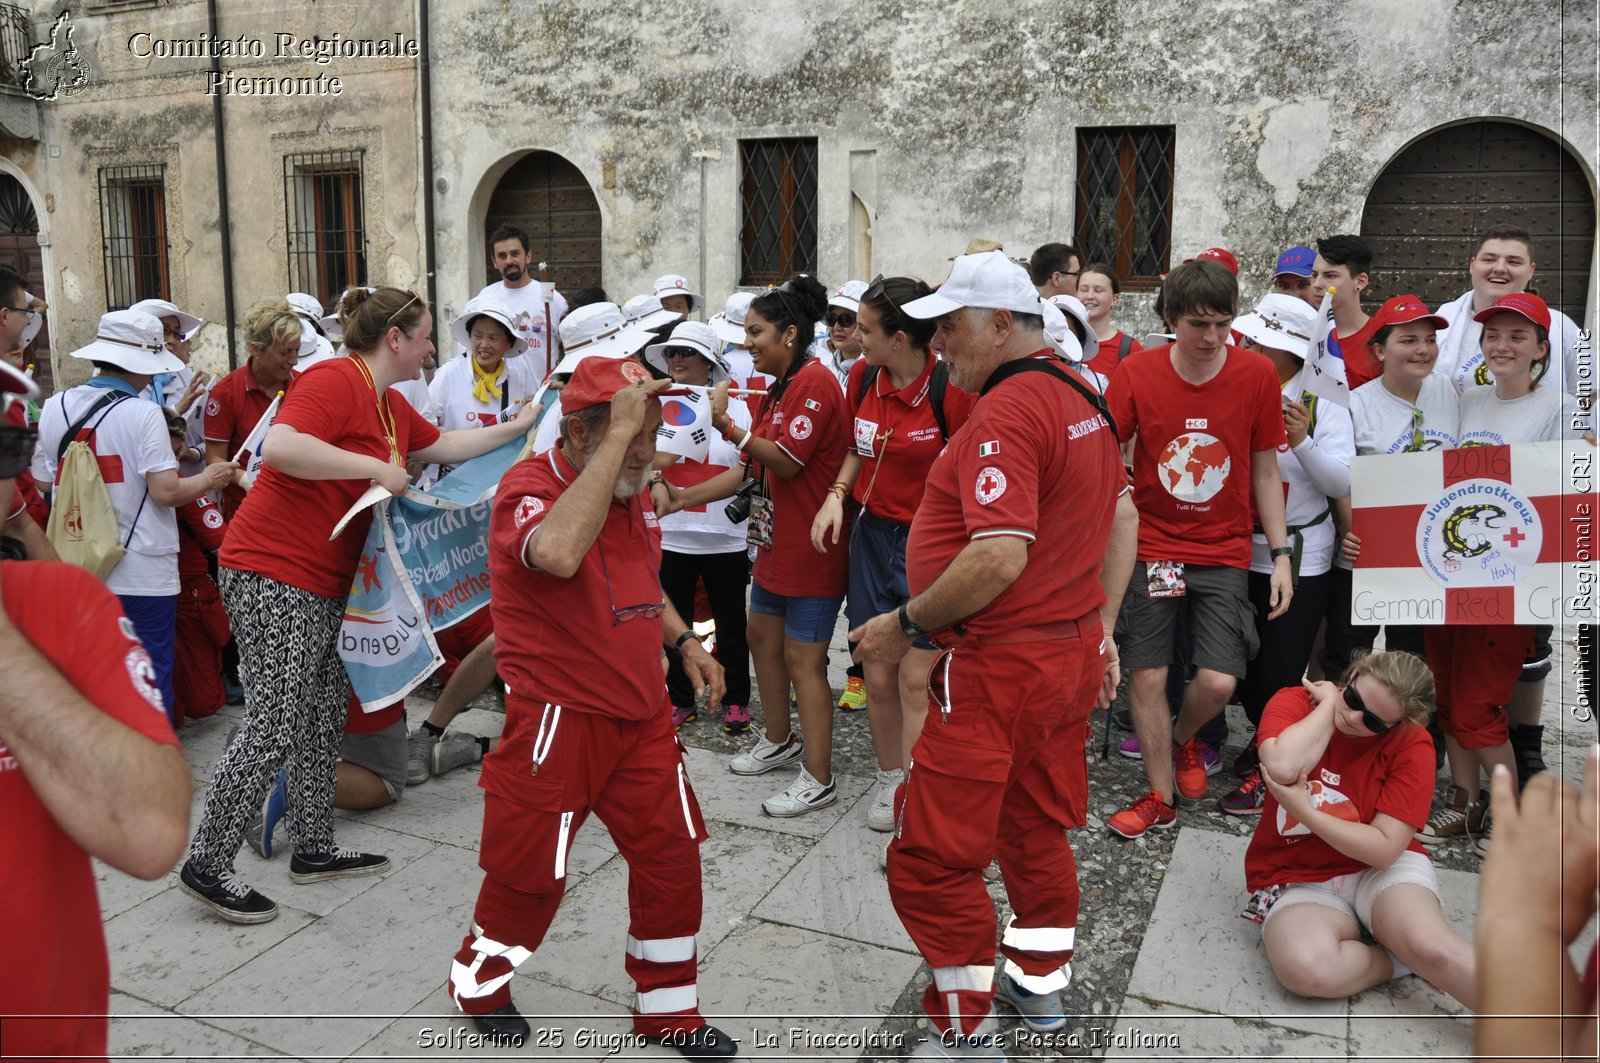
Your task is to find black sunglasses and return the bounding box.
[825,311,857,328]
[1343,678,1392,734]
[0,424,37,480]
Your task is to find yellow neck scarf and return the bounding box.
[470,357,505,404]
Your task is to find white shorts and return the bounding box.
[1263,850,1439,931]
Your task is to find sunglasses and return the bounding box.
[865,275,903,322]
[0,424,37,480]
[1342,678,1392,734]
[596,511,664,626]
[825,311,857,328]
[664,347,705,360]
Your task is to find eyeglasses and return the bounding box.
[3,305,38,321]
[386,291,421,326]
[595,513,664,626]
[825,311,857,328]
[0,424,37,479]
[1343,678,1392,734]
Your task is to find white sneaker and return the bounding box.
[729,732,804,776]
[762,768,838,817]
[866,768,904,832]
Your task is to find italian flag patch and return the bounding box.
[803,398,821,411]
[978,440,1001,457]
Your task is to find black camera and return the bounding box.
[724,478,759,523]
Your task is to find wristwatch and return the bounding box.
[1270,546,1294,561]
[898,602,926,638]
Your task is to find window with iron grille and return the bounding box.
[1075,127,1175,291]
[740,138,818,286]
[98,164,170,310]
[284,150,367,307]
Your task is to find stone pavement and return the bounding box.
[99,627,1595,1060]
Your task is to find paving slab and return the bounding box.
[683,746,869,839]
[1098,1000,1348,1059]
[177,844,481,1057]
[107,990,286,1058]
[356,981,634,1062]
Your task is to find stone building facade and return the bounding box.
[4,0,1595,385]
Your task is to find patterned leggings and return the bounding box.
[187,568,352,874]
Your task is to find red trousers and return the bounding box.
[1424,625,1531,749]
[450,697,709,1035]
[172,573,229,727]
[888,622,1103,1037]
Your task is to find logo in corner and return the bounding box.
[22,13,90,102]
[1415,478,1542,588]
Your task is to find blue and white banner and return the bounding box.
[338,430,532,711]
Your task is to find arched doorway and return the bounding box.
[1360,120,1595,324]
[483,151,602,293]
[0,173,50,392]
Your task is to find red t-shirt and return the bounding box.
[175,488,226,580]
[1106,344,1286,568]
[1336,316,1382,393]
[1086,331,1141,378]
[220,359,440,597]
[4,396,47,528]
[0,562,180,1061]
[750,358,850,596]
[907,353,1122,639]
[486,446,666,723]
[846,356,976,525]
[204,361,293,518]
[1244,687,1435,892]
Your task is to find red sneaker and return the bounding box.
[1173,738,1210,800]
[1108,789,1178,839]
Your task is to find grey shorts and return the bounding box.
[339,717,407,802]
[1120,561,1258,678]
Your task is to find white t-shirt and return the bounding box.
[659,398,752,555]
[721,346,774,392]
[1351,374,1460,457]
[33,386,180,596]
[428,353,542,431]
[476,281,568,377]
[1250,372,1354,578]
[1458,385,1590,447]
[1433,289,1585,397]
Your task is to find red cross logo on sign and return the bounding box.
[1502,527,1526,548]
[975,466,1007,505]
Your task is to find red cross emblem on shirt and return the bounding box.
[980,472,1000,495]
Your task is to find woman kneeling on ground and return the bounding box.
[1244,649,1474,1006]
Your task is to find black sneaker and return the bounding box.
[288,846,391,884]
[1111,704,1132,731]
[470,1002,531,1046]
[179,859,278,924]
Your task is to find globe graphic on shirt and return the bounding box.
[1157,432,1231,503]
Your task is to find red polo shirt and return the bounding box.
[1106,344,1285,569]
[1086,331,1142,378]
[846,356,975,525]
[204,360,294,517]
[750,357,850,596]
[907,352,1122,640]
[220,359,439,597]
[487,445,666,721]
[1335,317,1382,392]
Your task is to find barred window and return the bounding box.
[1076,127,1176,291]
[98,164,170,310]
[285,150,367,307]
[740,138,818,286]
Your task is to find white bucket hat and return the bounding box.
[1233,292,1317,359]
[551,302,656,376]
[295,321,338,369]
[1046,294,1093,346]
[622,293,685,333]
[1040,300,1085,363]
[451,295,529,358]
[284,292,325,324]
[709,291,756,347]
[651,274,705,315]
[903,251,1045,319]
[127,297,202,341]
[828,280,869,313]
[322,286,376,342]
[644,321,732,383]
[71,310,185,375]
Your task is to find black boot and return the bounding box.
[657,1023,739,1061]
[470,1002,530,1046]
[1509,724,1548,790]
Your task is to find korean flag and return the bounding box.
[656,388,713,463]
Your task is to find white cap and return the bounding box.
[0,358,37,402]
[451,295,530,359]
[18,292,42,346]
[1232,292,1318,359]
[709,291,756,347]
[323,286,376,342]
[622,292,685,333]
[903,251,1045,319]
[128,297,202,340]
[651,274,705,314]
[70,310,185,375]
[828,280,869,313]
[644,321,732,383]
[285,292,325,324]
[551,302,656,376]
[1040,300,1085,363]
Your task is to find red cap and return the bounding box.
[1471,291,1551,330]
[1187,247,1239,275]
[1371,294,1449,332]
[560,355,654,414]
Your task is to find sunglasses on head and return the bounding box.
[0,424,37,480]
[1342,677,1392,734]
[825,310,857,328]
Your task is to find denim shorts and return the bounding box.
[847,511,935,650]
[749,578,845,643]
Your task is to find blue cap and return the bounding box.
[1274,245,1316,278]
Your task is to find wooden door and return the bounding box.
[485,152,602,293]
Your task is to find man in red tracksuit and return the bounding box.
[446,356,736,1060]
[855,251,1135,1059]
